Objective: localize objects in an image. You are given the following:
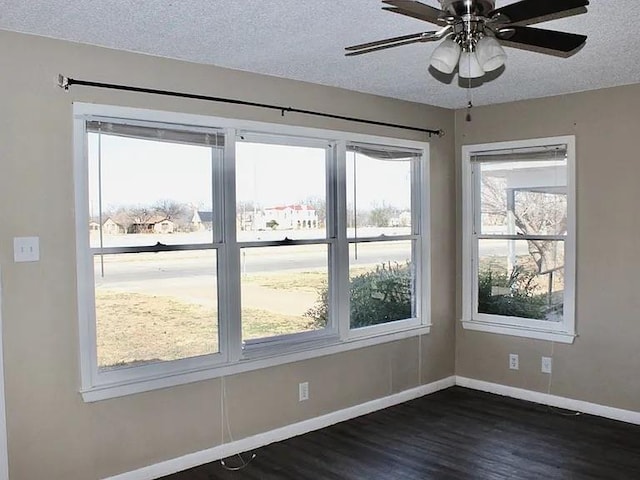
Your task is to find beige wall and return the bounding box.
[0,31,456,479]
[455,84,640,411]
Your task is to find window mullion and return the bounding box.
[333,140,350,340]
[222,129,242,363]
[471,162,482,319]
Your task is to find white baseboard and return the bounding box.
[103,376,456,480]
[456,376,640,426]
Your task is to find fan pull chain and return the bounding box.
[466,54,473,122]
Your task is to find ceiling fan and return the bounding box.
[345,0,590,79]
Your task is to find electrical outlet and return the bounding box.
[509,353,519,370]
[14,236,40,262]
[298,381,309,402]
[541,356,552,374]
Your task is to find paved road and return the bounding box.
[95,241,412,285]
[92,231,532,286]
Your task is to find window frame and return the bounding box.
[73,103,431,402]
[345,143,427,339]
[461,136,576,344]
[233,132,339,355]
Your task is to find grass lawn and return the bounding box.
[96,292,219,368]
[96,287,318,369]
[245,270,326,292]
[96,265,385,369]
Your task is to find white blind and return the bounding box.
[86,121,225,147]
[471,144,566,163]
[347,142,421,161]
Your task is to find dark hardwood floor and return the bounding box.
[161,387,640,479]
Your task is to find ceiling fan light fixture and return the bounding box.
[346,0,590,84]
[429,37,461,74]
[475,35,507,72]
[458,51,485,79]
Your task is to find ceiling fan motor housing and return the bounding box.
[440,0,495,18]
[441,0,494,51]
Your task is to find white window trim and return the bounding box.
[461,136,576,344]
[73,103,431,402]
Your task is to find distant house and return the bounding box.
[153,219,175,234]
[192,211,214,231]
[129,216,175,234]
[260,204,318,230]
[89,217,127,235]
[103,217,126,235]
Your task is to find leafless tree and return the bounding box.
[126,206,156,233]
[369,202,400,228]
[154,199,190,231]
[481,176,567,272]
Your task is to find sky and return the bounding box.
[88,133,413,215]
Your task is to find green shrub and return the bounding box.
[305,262,412,329]
[477,266,547,319]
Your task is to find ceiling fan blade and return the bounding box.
[383,7,437,24]
[489,0,589,26]
[496,26,587,55]
[494,6,588,27]
[382,0,445,25]
[345,37,431,56]
[345,32,434,51]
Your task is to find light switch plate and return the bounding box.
[14,237,40,262]
[541,356,552,374]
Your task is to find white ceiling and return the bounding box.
[0,1,636,108]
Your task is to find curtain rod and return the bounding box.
[57,75,444,138]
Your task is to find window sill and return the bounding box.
[461,319,576,344]
[80,324,431,403]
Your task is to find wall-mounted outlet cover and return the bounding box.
[509,353,519,370]
[299,382,309,401]
[541,356,552,374]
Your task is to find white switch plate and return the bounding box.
[298,382,309,402]
[14,237,40,262]
[509,353,519,370]
[541,356,552,374]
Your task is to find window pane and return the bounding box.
[479,159,567,236]
[236,141,326,242]
[349,241,415,329]
[347,147,414,238]
[94,250,219,370]
[88,132,217,248]
[241,245,328,341]
[477,239,565,321]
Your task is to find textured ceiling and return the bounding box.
[0,1,636,108]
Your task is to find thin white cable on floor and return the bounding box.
[545,340,581,417]
[418,334,422,387]
[547,339,555,395]
[388,349,394,395]
[219,376,257,471]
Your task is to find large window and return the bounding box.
[235,137,333,350]
[74,104,430,401]
[346,144,423,335]
[461,137,576,343]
